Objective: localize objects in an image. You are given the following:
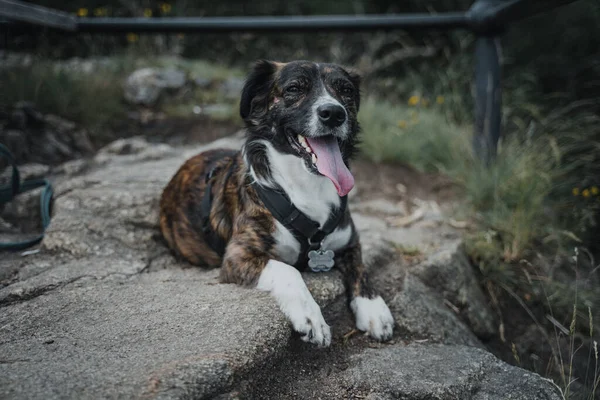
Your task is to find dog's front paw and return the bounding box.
[351,296,394,341]
[285,295,331,347]
[257,260,331,347]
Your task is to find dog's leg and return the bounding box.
[336,241,394,341]
[220,239,331,347]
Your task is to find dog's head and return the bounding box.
[240,60,361,197]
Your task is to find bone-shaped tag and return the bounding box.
[308,249,335,272]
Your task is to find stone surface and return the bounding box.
[124,68,187,106]
[0,103,94,165]
[390,274,482,346]
[340,344,562,400]
[410,240,496,338]
[0,135,560,399]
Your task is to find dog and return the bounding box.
[159,60,394,347]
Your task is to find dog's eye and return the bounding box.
[285,85,301,95]
[341,86,354,96]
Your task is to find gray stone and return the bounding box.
[410,240,496,339]
[390,274,481,346]
[0,135,560,399]
[220,77,245,99]
[0,187,42,231]
[0,104,94,165]
[341,344,562,400]
[0,163,50,181]
[124,68,187,106]
[0,270,289,400]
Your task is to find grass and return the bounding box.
[0,63,125,133]
[359,91,600,398]
[0,56,244,144]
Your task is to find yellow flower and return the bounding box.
[572,187,580,196]
[126,33,139,43]
[592,186,599,195]
[397,120,408,129]
[77,8,88,17]
[93,8,108,17]
[436,96,445,104]
[408,96,420,106]
[583,189,591,198]
[421,98,430,107]
[143,8,153,17]
[160,3,172,13]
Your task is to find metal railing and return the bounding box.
[0,0,581,162]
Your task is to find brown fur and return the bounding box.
[160,60,378,303]
[160,150,278,285]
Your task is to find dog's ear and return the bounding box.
[240,60,279,120]
[347,70,362,112]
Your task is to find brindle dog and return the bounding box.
[160,60,394,347]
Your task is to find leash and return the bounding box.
[0,144,54,251]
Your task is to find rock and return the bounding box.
[0,135,561,399]
[220,77,245,99]
[410,240,496,339]
[352,198,406,215]
[194,76,214,88]
[0,187,42,232]
[0,163,50,182]
[0,103,94,165]
[340,344,562,400]
[124,68,187,106]
[390,274,481,346]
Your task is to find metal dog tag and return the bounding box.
[308,249,335,272]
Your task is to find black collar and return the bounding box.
[252,182,347,252]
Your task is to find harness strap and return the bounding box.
[0,144,54,251]
[252,182,347,254]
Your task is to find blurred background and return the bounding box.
[1,1,600,398]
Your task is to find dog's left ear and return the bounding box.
[240,60,280,121]
[347,70,361,111]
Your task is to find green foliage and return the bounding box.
[0,64,125,133]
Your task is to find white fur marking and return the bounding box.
[256,141,353,263]
[309,87,349,140]
[260,141,339,226]
[351,296,394,341]
[257,260,331,347]
[273,221,301,265]
[321,224,353,252]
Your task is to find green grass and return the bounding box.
[0,63,125,132]
[360,96,558,266]
[359,95,600,398]
[0,56,245,136]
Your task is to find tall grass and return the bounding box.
[0,63,125,132]
[359,93,600,397]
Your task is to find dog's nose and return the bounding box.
[317,104,346,128]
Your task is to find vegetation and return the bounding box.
[359,78,599,400]
[0,64,125,132]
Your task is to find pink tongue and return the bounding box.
[306,136,355,197]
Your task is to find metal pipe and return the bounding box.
[75,14,469,34]
[473,35,503,164]
[0,0,76,31]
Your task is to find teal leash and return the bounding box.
[0,144,54,251]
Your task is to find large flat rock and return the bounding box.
[0,136,560,399]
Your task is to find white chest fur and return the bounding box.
[253,141,354,266]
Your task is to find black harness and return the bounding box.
[200,164,347,271]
